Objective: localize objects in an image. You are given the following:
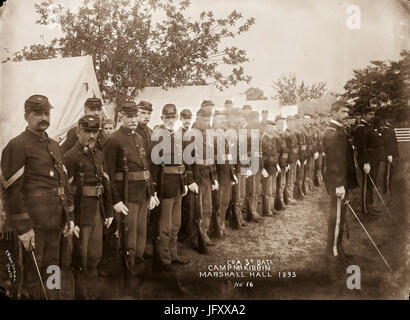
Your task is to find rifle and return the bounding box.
[119,148,129,287]
[194,164,209,254]
[73,163,84,272]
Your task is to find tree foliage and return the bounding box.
[341,50,409,120]
[271,73,327,105]
[7,0,255,106]
[245,87,267,100]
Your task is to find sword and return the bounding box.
[386,162,391,195]
[368,175,393,219]
[345,200,392,272]
[31,250,48,300]
[333,197,342,256]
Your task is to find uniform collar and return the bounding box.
[120,125,138,136]
[75,141,95,155]
[329,119,343,127]
[25,127,49,142]
[360,119,371,126]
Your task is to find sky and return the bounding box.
[0,0,408,98]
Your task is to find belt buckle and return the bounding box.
[96,184,103,197]
[57,186,65,196]
[179,165,185,174]
[143,170,150,180]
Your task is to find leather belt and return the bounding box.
[263,156,278,162]
[282,153,288,159]
[71,184,104,197]
[115,170,150,181]
[301,145,307,151]
[29,186,65,197]
[162,165,185,174]
[292,148,299,153]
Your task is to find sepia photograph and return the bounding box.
[0,0,409,303]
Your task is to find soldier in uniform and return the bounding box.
[323,101,358,262]
[104,101,157,277]
[149,104,190,271]
[63,115,114,296]
[224,99,234,110]
[135,100,154,151]
[61,98,106,153]
[1,95,74,299]
[261,120,280,216]
[275,115,290,210]
[102,119,115,137]
[379,117,399,193]
[190,105,219,247]
[284,116,299,205]
[354,106,379,216]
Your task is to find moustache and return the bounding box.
[39,121,49,126]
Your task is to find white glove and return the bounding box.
[105,217,113,228]
[335,185,346,199]
[296,160,301,167]
[113,201,129,215]
[182,185,188,196]
[322,152,325,157]
[387,155,393,163]
[314,152,319,160]
[261,168,268,178]
[148,196,156,210]
[62,220,74,237]
[276,164,281,173]
[212,180,219,190]
[73,225,80,239]
[233,174,238,184]
[285,165,290,172]
[188,182,199,194]
[363,163,370,174]
[18,229,35,251]
[304,159,307,165]
[154,192,160,206]
[245,169,253,178]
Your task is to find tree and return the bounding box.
[245,87,267,100]
[271,73,327,105]
[341,50,409,120]
[7,0,254,107]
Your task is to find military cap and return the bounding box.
[242,105,252,111]
[224,99,234,107]
[103,119,114,125]
[180,108,192,119]
[136,100,153,112]
[196,108,212,118]
[84,97,102,109]
[78,115,100,131]
[275,115,286,121]
[24,95,53,113]
[162,104,177,117]
[361,106,375,114]
[200,100,215,108]
[295,113,303,119]
[119,101,138,116]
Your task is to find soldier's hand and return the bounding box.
[233,174,238,185]
[148,196,157,210]
[285,165,290,172]
[212,180,219,190]
[261,168,268,178]
[296,160,301,167]
[304,160,307,165]
[322,152,325,157]
[245,169,253,178]
[73,226,80,239]
[182,185,188,196]
[387,155,393,163]
[113,201,129,215]
[335,185,345,199]
[154,192,160,206]
[62,220,74,237]
[188,183,199,194]
[105,217,113,228]
[363,163,371,174]
[18,229,35,251]
[276,164,281,173]
[314,152,319,160]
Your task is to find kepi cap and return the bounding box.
[119,101,138,116]
[78,115,100,131]
[162,104,177,117]
[84,97,102,109]
[24,95,53,113]
[136,100,153,112]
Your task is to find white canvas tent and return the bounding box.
[0,55,103,151]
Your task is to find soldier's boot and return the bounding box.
[297,181,305,199]
[214,215,223,239]
[248,197,261,222]
[284,189,296,205]
[278,191,287,210]
[262,193,273,217]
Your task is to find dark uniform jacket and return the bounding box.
[212,130,236,183]
[380,123,399,159]
[103,126,152,204]
[354,120,379,165]
[63,142,113,226]
[285,129,298,163]
[136,123,153,152]
[1,128,74,235]
[149,126,190,199]
[61,126,107,154]
[323,121,358,191]
[278,131,290,168]
[295,131,307,162]
[262,133,279,175]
